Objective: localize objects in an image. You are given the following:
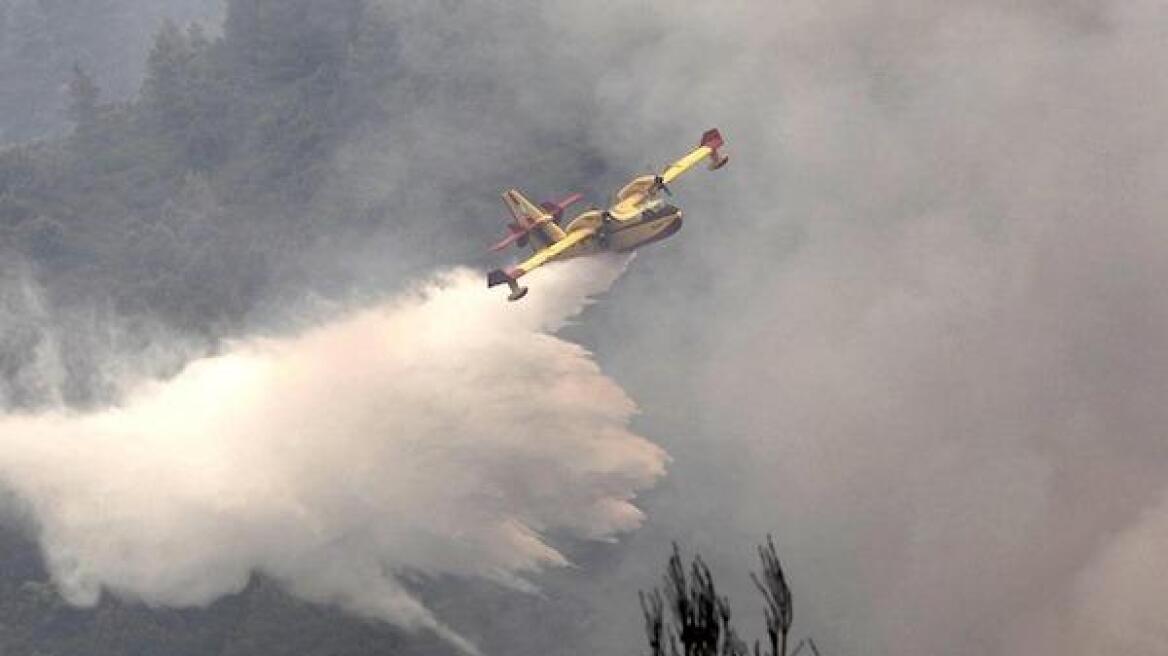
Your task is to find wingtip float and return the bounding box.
[487,128,729,301]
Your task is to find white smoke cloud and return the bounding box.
[0,255,665,653]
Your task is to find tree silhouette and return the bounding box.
[641,537,820,656]
[752,535,793,656]
[640,544,748,656]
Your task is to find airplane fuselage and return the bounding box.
[604,204,683,252]
[560,201,682,256]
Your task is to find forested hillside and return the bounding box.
[0,0,603,408]
[0,0,219,143]
[0,1,603,653]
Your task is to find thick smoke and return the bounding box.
[0,256,665,652]
[377,2,1166,656]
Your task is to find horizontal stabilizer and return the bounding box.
[540,192,584,223]
[491,224,533,251]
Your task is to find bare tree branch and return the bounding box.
[751,535,793,656]
[640,538,816,656]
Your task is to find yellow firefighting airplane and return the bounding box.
[487,128,729,300]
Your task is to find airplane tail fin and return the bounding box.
[494,188,567,252]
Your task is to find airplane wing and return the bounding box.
[611,129,730,219]
[660,128,729,184]
[512,226,595,275]
[488,227,596,299]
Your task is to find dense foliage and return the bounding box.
[0,0,217,143]
[1,0,604,406]
[3,0,364,348]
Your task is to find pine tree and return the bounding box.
[142,20,195,133]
